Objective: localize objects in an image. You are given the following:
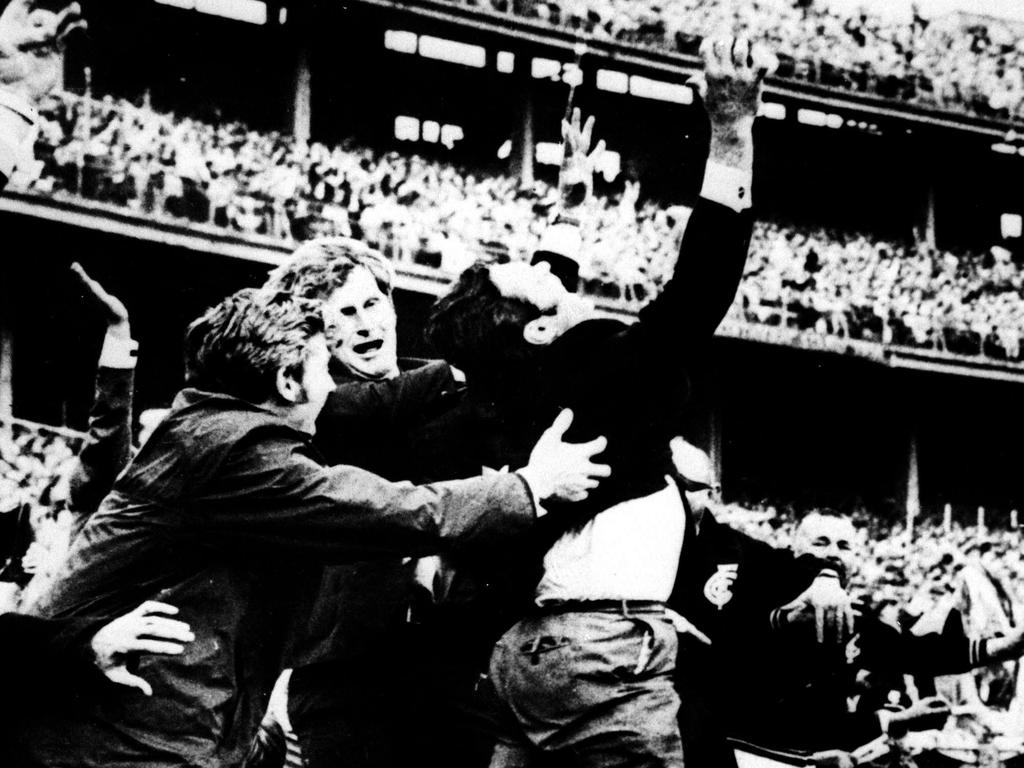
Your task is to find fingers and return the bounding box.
[701,35,771,84]
[54,3,84,45]
[730,37,750,72]
[750,41,779,80]
[575,434,607,457]
[71,262,130,324]
[124,638,188,656]
[71,262,115,306]
[580,114,594,151]
[688,74,708,100]
[135,600,180,617]
[587,139,606,166]
[584,462,611,479]
[104,667,154,697]
[698,36,716,74]
[713,38,735,79]
[140,617,195,644]
[542,408,574,441]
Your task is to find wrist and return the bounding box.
[514,468,549,517]
[708,121,755,173]
[107,321,132,341]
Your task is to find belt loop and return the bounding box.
[621,599,631,618]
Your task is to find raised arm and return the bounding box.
[66,264,137,530]
[634,37,775,349]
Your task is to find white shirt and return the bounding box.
[535,480,686,604]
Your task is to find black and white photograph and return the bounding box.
[1,0,1024,766]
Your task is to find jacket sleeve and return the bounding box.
[609,196,754,365]
[194,434,538,562]
[857,611,977,677]
[68,367,135,522]
[320,360,459,434]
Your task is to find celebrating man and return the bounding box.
[19,287,609,767]
[417,36,788,768]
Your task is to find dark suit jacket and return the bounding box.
[405,197,756,690]
[285,357,463,674]
[19,387,536,768]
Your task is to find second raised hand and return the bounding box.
[559,107,606,208]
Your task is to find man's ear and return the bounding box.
[275,366,302,403]
[523,317,558,346]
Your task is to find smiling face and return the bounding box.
[321,267,399,380]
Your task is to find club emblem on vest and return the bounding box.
[845,633,862,665]
[703,564,738,610]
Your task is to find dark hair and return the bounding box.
[263,237,393,302]
[425,262,540,385]
[184,288,324,404]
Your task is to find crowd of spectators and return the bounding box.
[11,90,1024,361]
[5,415,1021,639]
[0,421,81,612]
[740,222,1024,360]
[445,0,1024,123]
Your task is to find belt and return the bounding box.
[536,599,666,616]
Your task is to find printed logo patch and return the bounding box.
[703,563,739,610]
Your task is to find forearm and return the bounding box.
[69,334,138,516]
[202,457,540,562]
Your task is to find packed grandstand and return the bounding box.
[436,0,1024,122]
[6,88,1023,362]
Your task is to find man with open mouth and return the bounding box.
[254,238,471,768]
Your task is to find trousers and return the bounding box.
[488,606,684,768]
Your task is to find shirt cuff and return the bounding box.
[700,161,752,213]
[513,470,548,518]
[99,334,139,369]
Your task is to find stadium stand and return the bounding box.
[429,0,1024,123]
[12,90,1024,361]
